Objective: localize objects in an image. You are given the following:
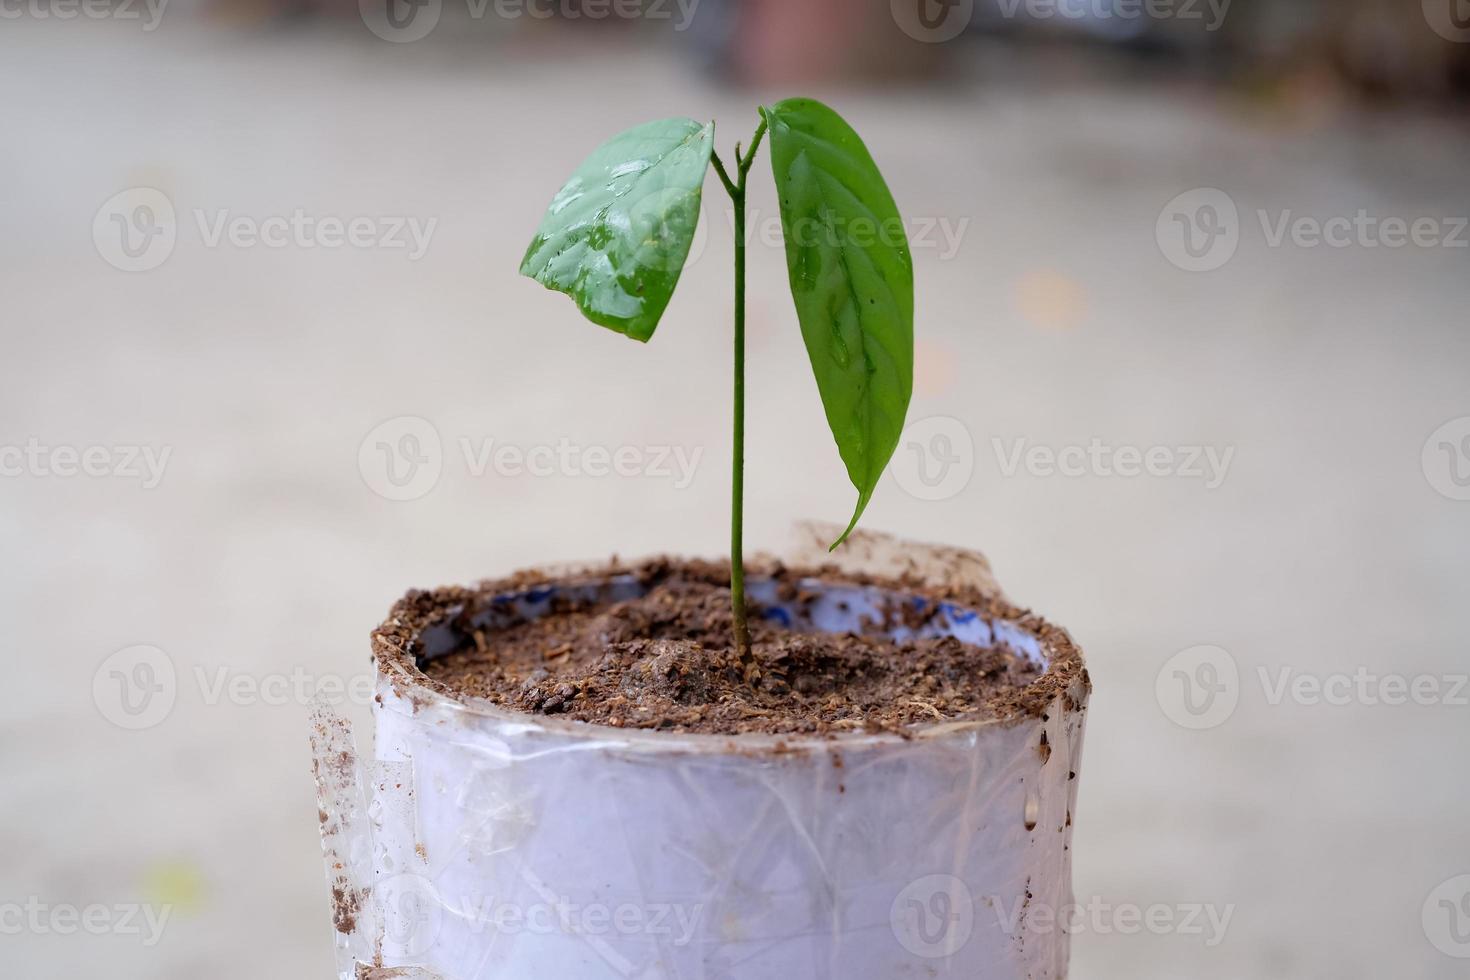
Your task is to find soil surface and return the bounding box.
[393,559,1073,736]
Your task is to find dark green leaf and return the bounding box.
[520,118,714,342]
[763,98,915,549]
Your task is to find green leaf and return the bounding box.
[763,98,915,550]
[520,118,715,343]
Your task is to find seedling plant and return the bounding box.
[521,99,914,662]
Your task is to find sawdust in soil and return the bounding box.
[394,559,1073,736]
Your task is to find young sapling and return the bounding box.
[520,99,914,663]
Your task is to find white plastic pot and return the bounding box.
[311,524,1089,980]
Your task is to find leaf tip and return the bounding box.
[828,491,873,551]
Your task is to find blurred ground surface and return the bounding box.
[2,20,1468,980]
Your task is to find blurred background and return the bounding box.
[3,1,1469,977]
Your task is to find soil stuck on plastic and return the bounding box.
[410,560,1050,735]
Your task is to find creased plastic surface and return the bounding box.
[312,524,1088,979]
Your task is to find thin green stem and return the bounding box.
[710,150,738,200]
[731,176,750,666]
[739,117,768,175]
[718,116,769,671]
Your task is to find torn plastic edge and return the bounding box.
[311,698,445,980]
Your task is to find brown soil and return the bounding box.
[378,559,1085,737]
